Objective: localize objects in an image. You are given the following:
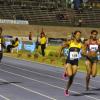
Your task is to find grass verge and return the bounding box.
[4,45,100,75]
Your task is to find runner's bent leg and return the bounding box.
[86,60,92,90]
[66,65,77,91]
[92,62,97,77]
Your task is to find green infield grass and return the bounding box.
[4,45,100,75]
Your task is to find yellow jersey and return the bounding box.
[69,40,82,49]
[13,41,19,47]
[40,37,46,45]
[67,40,82,60]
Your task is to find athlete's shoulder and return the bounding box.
[66,39,72,44]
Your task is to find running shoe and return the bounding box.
[64,90,69,96]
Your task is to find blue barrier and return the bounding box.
[5,41,36,53]
[23,42,36,53]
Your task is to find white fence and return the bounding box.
[0,19,29,25]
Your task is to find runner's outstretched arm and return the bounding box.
[59,41,70,56]
[81,44,87,57]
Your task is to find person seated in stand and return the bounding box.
[7,37,19,53]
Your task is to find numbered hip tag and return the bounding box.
[89,45,98,51]
[63,48,69,56]
[70,52,78,60]
[97,52,100,60]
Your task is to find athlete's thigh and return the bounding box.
[72,65,78,75]
[65,63,73,76]
[92,63,97,77]
[85,60,92,74]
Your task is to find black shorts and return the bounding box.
[41,44,46,49]
[86,56,98,63]
[66,59,78,66]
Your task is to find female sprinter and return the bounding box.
[64,31,86,96]
[85,30,100,91]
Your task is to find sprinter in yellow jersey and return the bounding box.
[64,31,86,96]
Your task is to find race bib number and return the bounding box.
[89,45,98,51]
[70,52,78,60]
[0,44,1,51]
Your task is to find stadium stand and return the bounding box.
[0,0,100,27]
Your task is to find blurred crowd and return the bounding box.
[66,0,100,10]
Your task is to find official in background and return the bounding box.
[7,37,19,53]
[29,32,32,40]
[40,32,46,56]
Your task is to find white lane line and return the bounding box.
[90,79,100,83]
[3,57,100,83]
[4,60,100,84]
[85,96,100,100]
[3,56,100,84]
[0,95,10,100]
[0,78,56,100]
[2,63,96,89]
[0,68,99,100]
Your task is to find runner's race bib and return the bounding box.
[89,45,98,51]
[70,52,78,60]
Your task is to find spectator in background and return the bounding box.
[29,32,32,40]
[69,0,74,8]
[83,0,88,7]
[65,0,74,8]
[7,37,19,52]
[56,13,64,20]
[35,35,40,49]
[40,31,47,57]
[88,0,94,8]
[78,18,83,27]
[73,0,83,12]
